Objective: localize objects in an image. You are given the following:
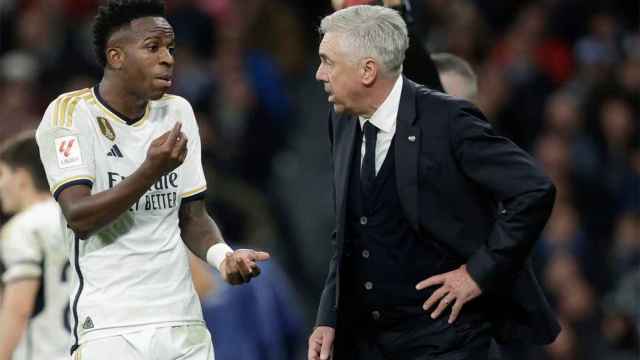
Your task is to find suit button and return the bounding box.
[364,281,373,290]
[500,209,507,215]
[371,310,381,320]
[362,250,370,258]
[360,216,368,225]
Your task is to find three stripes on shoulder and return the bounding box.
[51,88,92,128]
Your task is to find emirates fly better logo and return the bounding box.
[54,136,83,168]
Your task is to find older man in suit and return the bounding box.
[308,5,559,360]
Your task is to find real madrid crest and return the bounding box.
[97,116,116,141]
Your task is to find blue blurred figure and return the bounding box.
[199,260,305,360]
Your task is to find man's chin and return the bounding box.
[148,90,166,101]
[332,104,357,116]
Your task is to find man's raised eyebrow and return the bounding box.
[143,33,174,42]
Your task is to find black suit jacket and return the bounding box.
[316,77,560,345]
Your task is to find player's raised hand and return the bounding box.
[146,122,188,176]
[219,249,270,285]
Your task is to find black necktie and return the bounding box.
[361,121,378,194]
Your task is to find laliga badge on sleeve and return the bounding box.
[55,136,83,168]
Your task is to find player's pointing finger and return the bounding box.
[253,251,270,261]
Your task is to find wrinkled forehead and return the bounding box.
[125,16,174,42]
[319,32,347,57]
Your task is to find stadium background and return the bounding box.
[0,0,638,359]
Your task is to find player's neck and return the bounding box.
[98,78,148,121]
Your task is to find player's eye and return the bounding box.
[168,47,176,55]
[146,44,159,52]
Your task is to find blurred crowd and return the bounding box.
[0,0,638,359]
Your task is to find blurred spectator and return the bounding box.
[574,89,639,240]
[601,267,640,359]
[537,201,586,261]
[199,261,305,360]
[542,91,583,140]
[575,12,623,85]
[609,212,640,281]
[485,3,560,150]
[534,132,573,203]
[200,0,298,190]
[543,254,602,359]
[431,52,478,101]
[0,52,41,143]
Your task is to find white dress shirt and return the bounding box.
[359,75,403,175]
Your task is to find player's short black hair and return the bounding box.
[93,0,166,67]
[0,131,49,192]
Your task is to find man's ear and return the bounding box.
[361,58,378,86]
[14,167,32,191]
[106,46,125,70]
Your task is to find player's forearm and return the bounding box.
[0,312,27,360]
[0,285,35,360]
[60,162,160,239]
[179,200,225,260]
[181,214,224,260]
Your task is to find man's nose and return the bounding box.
[160,48,174,66]
[315,65,325,81]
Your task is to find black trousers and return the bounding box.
[334,305,493,360]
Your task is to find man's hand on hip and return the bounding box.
[416,264,482,323]
[308,326,335,360]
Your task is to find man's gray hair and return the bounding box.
[320,5,409,76]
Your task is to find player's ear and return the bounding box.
[106,47,125,70]
[14,167,32,190]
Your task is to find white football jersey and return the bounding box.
[35,87,207,352]
[0,199,70,360]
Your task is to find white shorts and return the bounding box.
[72,324,214,360]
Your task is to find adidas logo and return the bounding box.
[82,316,94,329]
[106,144,123,158]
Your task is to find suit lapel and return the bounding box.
[394,77,420,229]
[334,114,358,237]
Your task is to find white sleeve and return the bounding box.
[1,219,42,284]
[177,98,207,202]
[36,100,96,199]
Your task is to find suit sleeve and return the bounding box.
[315,111,338,327]
[315,231,338,327]
[449,100,555,292]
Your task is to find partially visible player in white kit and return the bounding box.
[35,0,270,359]
[0,132,70,360]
